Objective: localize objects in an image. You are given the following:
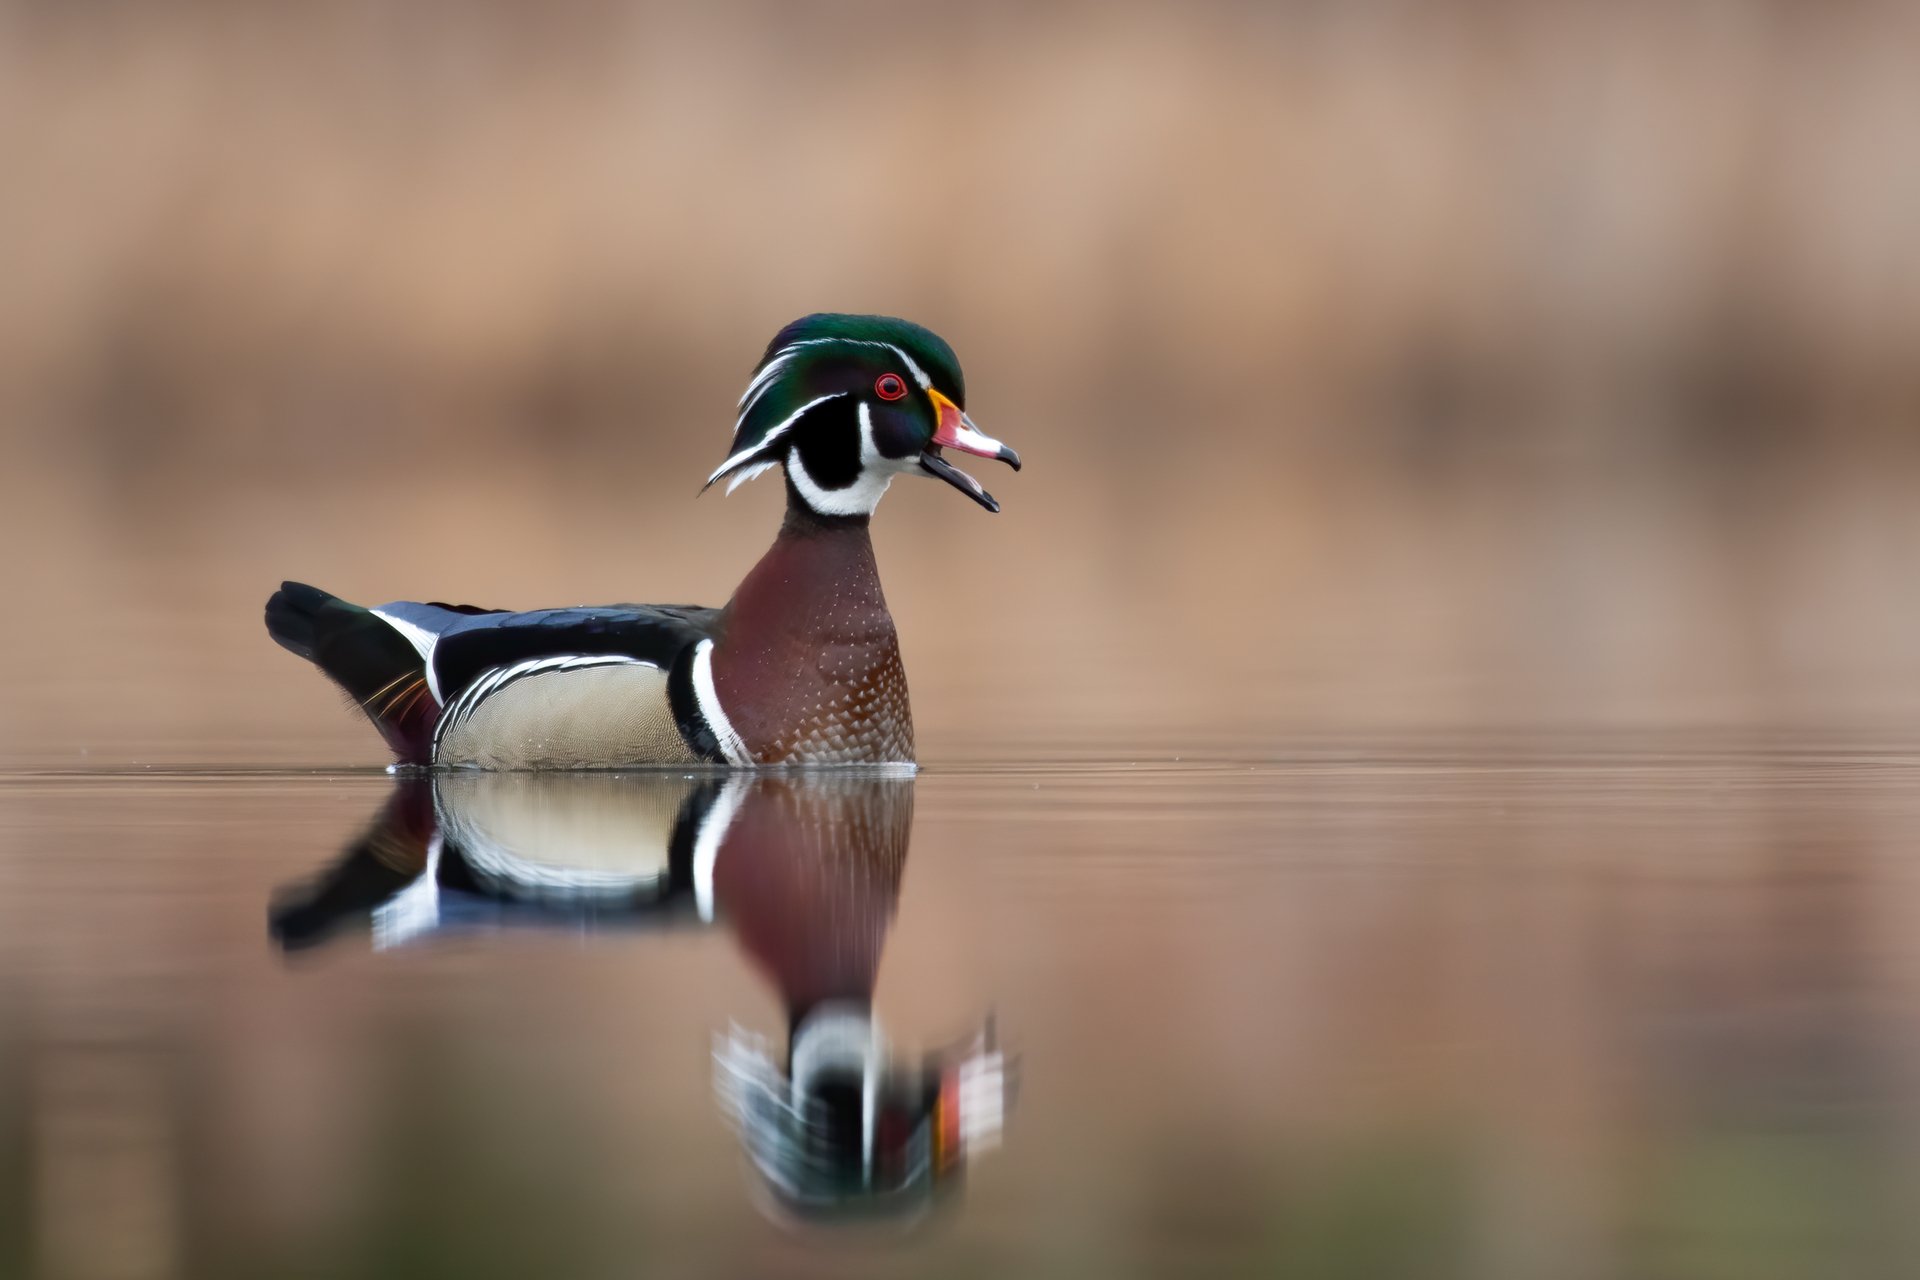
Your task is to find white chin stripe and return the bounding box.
[785,402,896,517]
[691,639,751,765]
[788,453,894,517]
[372,609,443,704]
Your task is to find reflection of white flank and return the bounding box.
[373,832,442,950]
[457,834,668,903]
[371,609,443,703]
[434,773,689,904]
[693,773,752,923]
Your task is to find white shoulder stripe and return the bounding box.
[371,609,443,703]
[691,639,751,765]
[692,774,752,922]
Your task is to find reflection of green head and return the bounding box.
[715,1005,1007,1227]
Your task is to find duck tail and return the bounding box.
[270,776,439,950]
[265,581,438,763]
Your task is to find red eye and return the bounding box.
[874,373,907,401]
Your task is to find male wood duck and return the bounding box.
[264,314,1019,769]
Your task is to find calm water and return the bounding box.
[4,744,1920,1279]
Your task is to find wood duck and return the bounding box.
[271,772,1008,1219]
[264,314,1019,769]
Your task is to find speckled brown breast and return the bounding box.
[746,634,913,765]
[709,505,916,765]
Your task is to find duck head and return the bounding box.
[705,314,1021,517]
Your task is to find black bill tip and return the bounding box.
[920,450,1001,513]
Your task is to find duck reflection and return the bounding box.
[270,771,1007,1224]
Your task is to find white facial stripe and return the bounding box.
[743,337,932,395]
[709,392,847,488]
[737,349,799,409]
[691,638,750,765]
[724,459,776,495]
[371,610,443,703]
[734,368,785,424]
[885,343,931,389]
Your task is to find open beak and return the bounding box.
[921,390,1021,513]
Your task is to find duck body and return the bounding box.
[268,487,910,768]
[264,314,1015,769]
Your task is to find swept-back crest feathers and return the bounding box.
[706,314,966,492]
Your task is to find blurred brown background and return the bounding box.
[3,0,1919,767]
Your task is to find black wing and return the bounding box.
[429,603,722,700]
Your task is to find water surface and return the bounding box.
[3,745,1918,1278]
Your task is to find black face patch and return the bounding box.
[790,397,864,490]
[868,398,930,461]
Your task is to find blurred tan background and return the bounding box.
[3,0,1919,767]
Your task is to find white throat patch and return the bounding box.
[785,401,898,518]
